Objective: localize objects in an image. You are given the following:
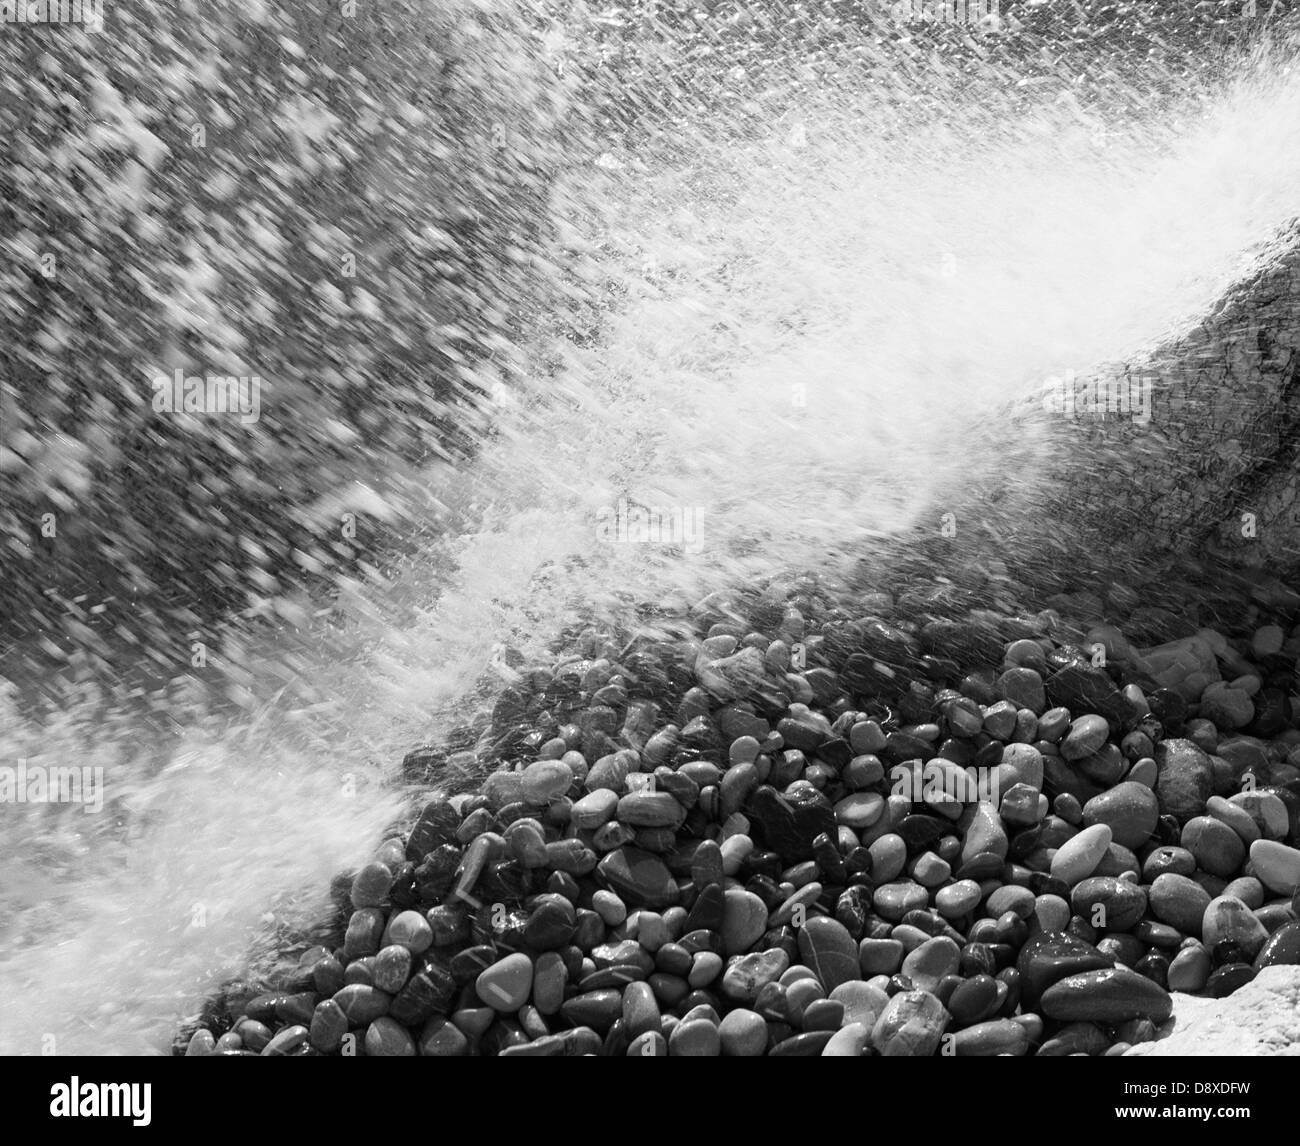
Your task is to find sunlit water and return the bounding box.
[3,27,1300,1054]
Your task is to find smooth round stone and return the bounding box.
[668,1018,721,1056]
[476,953,534,1013]
[622,981,661,1039]
[560,989,623,1032]
[956,852,1005,881]
[801,998,845,1032]
[871,990,949,1057]
[868,834,907,883]
[688,951,724,989]
[1081,782,1158,850]
[598,846,679,909]
[1167,944,1212,992]
[1254,920,1300,968]
[618,791,686,828]
[718,1008,768,1056]
[1249,839,1300,896]
[383,910,433,955]
[797,916,860,992]
[592,890,628,926]
[911,852,951,889]
[821,1021,871,1056]
[350,861,393,909]
[935,879,982,919]
[720,889,769,956]
[1061,715,1110,762]
[948,974,1000,1025]
[1148,874,1211,936]
[1093,842,1140,879]
[1033,894,1071,933]
[835,791,885,829]
[572,789,619,830]
[521,759,574,804]
[873,880,930,922]
[999,743,1045,792]
[1142,845,1197,882]
[1227,792,1290,840]
[1127,757,1158,788]
[1041,966,1172,1023]
[1070,877,1147,932]
[1050,824,1112,886]
[533,952,567,1016]
[1201,895,1270,960]
[1205,795,1261,844]
[1181,816,1246,879]
[900,936,961,992]
[1221,877,1265,910]
[770,1030,836,1056]
[1200,682,1254,730]
[1206,963,1257,997]
[829,981,888,1028]
[364,1016,415,1057]
[986,885,1035,919]
[858,938,905,976]
[332,984,391,1026]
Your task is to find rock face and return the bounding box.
[1127,966,1300,1056]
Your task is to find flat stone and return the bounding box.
[1041,967,1173,1023]
[596,846,678,909]
[797,916,861,991]
[721,888,770,955]
[1250,839,1300,896]
[1049,823,1112,886]
[1016,931,1114,1012]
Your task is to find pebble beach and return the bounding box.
[182,576,1300,1057]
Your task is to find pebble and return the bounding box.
[829,981,888,1028]
[1040,966,1173,1023]
[597,846,678,909]
[418,1016,469,1057]
[571,789,619,830]
[1254,919,1300,968]
[1061,715,1110,762]
[872,881,930,922]
[1147,873,1211,936]
[1201,895,1270,961]
[1016,931,1113,1011]
[1181,816,1246,878]
[364,1016,415,1057]
[718,1008,768,1056]
[669,1018,721,1056]
[951,1019,1030,1056]
[1153,739,1214,823]
[834,791,885,829]
[476,953,533,1013]
[1049,823,1112,886]
[1167,944,1212,992]
[797,916,861,991]
[858,938,905,976]
[1081,782,1158,850]
[720,949,789,1003]
[961,803,1009,864]
[1205,795,1261,844]
[1249,839,1300,896]
[901,936,961,992]
[721,889,770,955]
[1069,877,1147,932]
[868,834,908,883]
[935,880,982,919]
[521,759,575,804]
[871,990,949,1057]
[821,1022,871,1056]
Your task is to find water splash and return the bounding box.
[2,19,1299,1054]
